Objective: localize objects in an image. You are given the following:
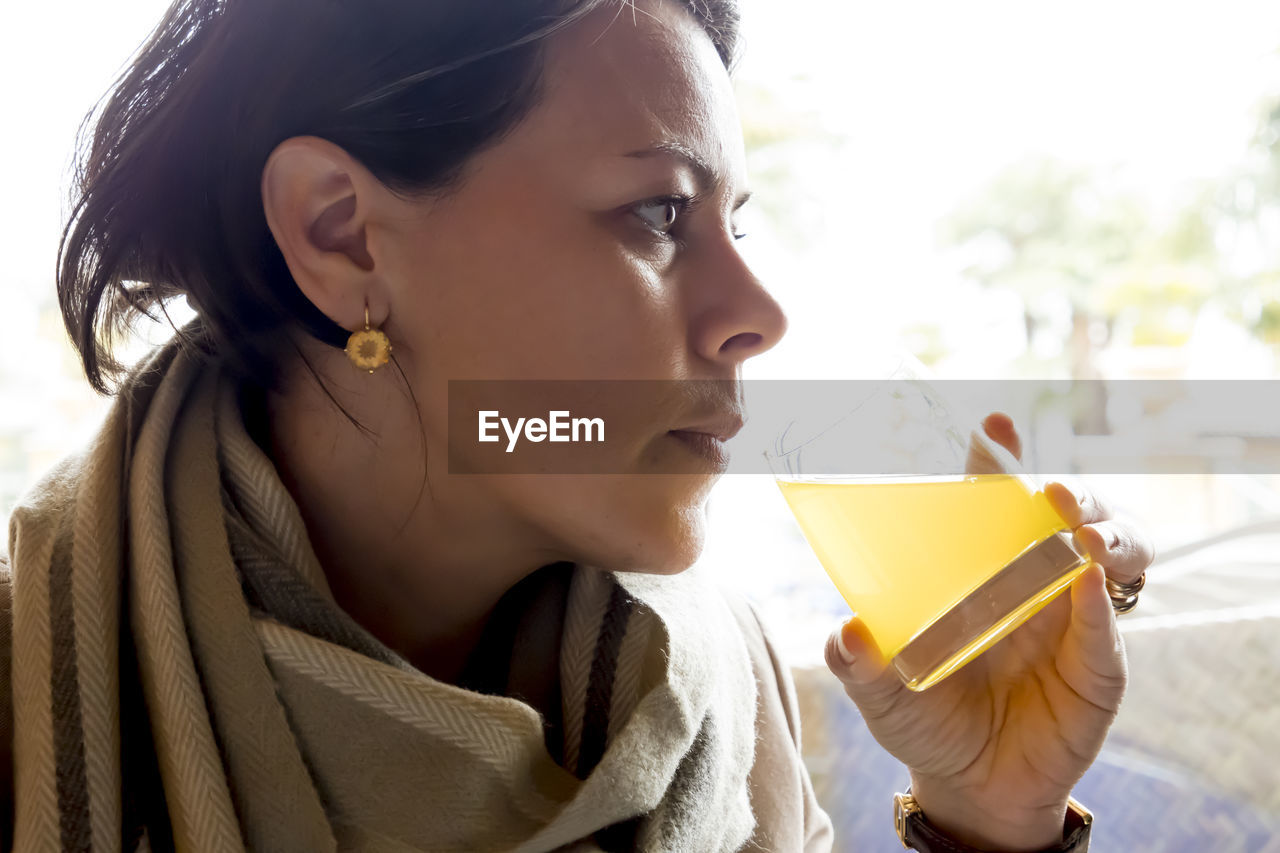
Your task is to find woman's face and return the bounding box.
[367,0,786,574]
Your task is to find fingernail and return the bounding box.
[836,623,857,664]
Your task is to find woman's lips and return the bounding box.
[667,430,731,471]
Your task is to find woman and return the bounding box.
[1,0,1154,850]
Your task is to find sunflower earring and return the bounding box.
[345,303,392,373]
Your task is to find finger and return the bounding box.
[1055,563,1127,713]
[1044,480,1114,527]
[824,616,906,718]
[982,411,1022,461]
[1073,520,1156,584]
[963,413,1023,475]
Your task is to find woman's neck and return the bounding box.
[253,351,564,684]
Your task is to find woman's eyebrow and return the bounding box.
[622,141,753,210]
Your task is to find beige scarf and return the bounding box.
[7,329,759,851]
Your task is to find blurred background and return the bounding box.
[4,0,1280,850]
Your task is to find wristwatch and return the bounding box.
[894,789,1092,852]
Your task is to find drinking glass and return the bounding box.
[763,358,1089,691]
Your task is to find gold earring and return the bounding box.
[344,303,392,373]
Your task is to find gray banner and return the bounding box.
[445,379,1280,475]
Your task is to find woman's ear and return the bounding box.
[261,136,385,330]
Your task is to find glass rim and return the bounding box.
[760,360,938,464]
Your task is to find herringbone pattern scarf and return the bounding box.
[7,329,757,852]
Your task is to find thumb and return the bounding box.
[824,615,908,717]
[1057,563,1128,712]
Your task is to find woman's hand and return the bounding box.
[824,413,1155,851]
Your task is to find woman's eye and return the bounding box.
[633,197,684,234]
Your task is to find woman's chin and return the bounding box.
[569,501,709,577]
[622,538,704,576]
[501,473,714,575]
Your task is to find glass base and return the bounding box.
[890,532,1088,692]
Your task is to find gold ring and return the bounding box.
[1106,572,1145,615]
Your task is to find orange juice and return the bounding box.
[778,474,1087,689]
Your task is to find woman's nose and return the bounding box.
[687,237,788,369]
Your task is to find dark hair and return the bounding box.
[57,0,741,396]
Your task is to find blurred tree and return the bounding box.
[1221,90,1280,345]
[940,159,1156,429]
[938,150,1256,427]
[942,159,1136,373]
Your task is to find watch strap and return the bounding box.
[895,790,1092,852]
